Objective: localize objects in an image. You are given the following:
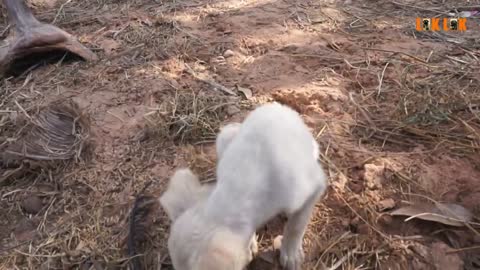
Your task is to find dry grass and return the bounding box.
[349,57,480,154]
[145,89,237,144]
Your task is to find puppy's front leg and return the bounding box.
[248,233,258,262]
[279,192,321,270]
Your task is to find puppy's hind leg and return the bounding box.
[279,184,325,270]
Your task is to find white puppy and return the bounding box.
[161,122,242,222]
[161,123,258,263]
[160,102,328,270]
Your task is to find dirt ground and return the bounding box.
[1,0,480,269]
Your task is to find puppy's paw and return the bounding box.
[248,234,259,262]
[279,245,305,270]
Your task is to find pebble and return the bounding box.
[227,105,240,116]
[223,49,235,58]
[21,195,43,214]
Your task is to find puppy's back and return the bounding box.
[240,102,308,138]
[231,102,317,169]
[208,102,326,225]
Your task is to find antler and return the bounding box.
[0,0,98,76]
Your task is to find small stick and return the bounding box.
[184,64,236,96]
[52,0,74,24]
[348,93,377,132]
[377,62,389,97]
[14,99,31,120]
[445,55,470,65]
[449,5,480,11]
[0,24,11,37]
[447,245,480,254]
[361,47,428,64]
[326,247,360,270]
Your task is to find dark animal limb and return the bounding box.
[0,0,98,77]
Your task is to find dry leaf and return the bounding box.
[237,86,253,100]
[390,202,472,227]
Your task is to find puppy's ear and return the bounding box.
[216,122,242,159]
[159,168,202,221]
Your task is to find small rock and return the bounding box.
[223,49,235,58]
[357,224,371,235]
[237,86,253,100]
[14,218,39,241]
[377,198,396,211]
[363,163,386,190]
[377,214,393,225]
[226,105,241,116]
[21,195,43,214]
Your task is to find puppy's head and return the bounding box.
[216,122,242,159]
[160,168,249,270]
[169,219,250,270]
